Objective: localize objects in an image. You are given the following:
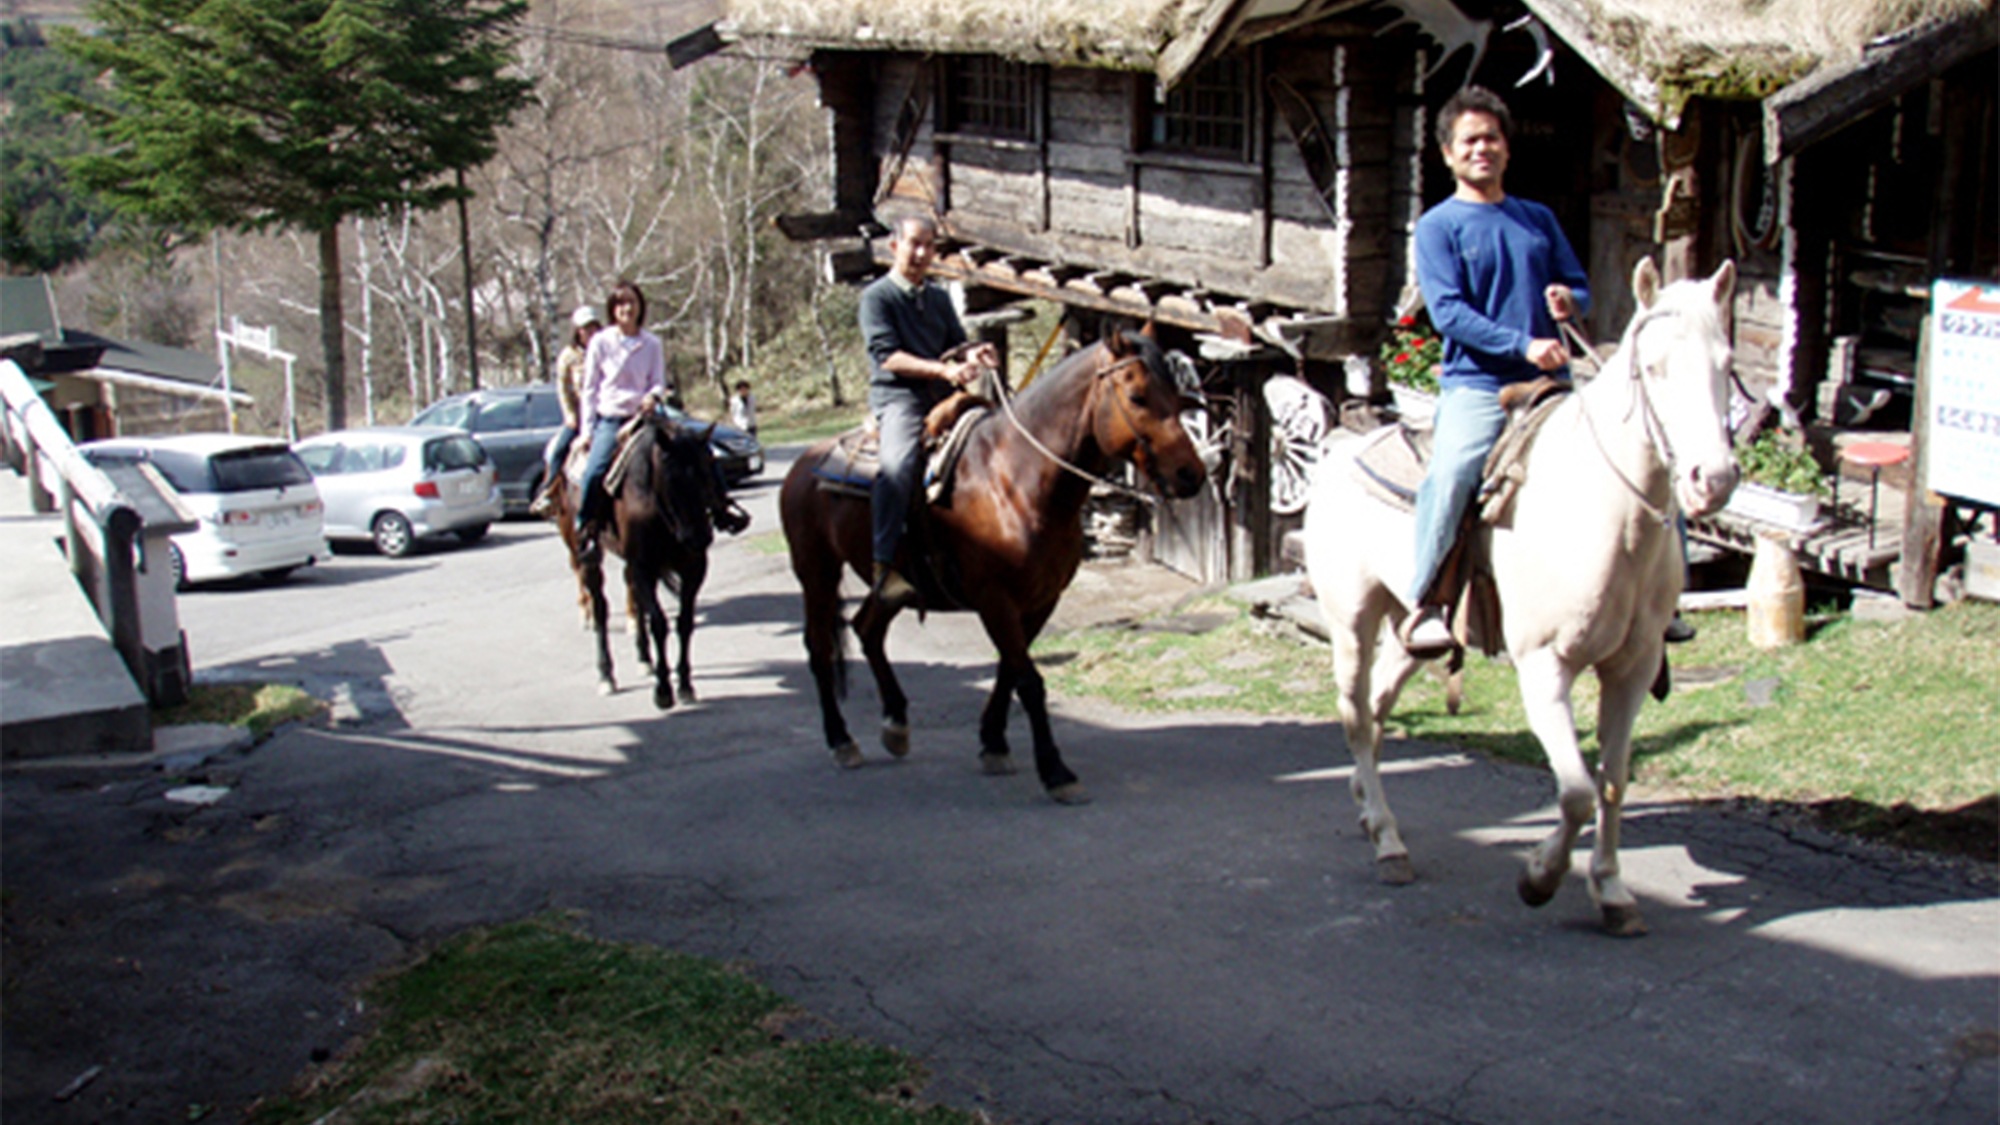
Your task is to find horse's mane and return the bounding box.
[1007,331,1169,426]
[628,417,717,548]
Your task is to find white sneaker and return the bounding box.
[1403,607,1455,657]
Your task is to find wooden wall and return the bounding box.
[862,36,1409,333]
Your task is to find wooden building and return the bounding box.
[688,0,1997,589]
[0,277,251,441]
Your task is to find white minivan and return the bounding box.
[81,433,332,588]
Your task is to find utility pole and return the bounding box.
[457,168,481,389]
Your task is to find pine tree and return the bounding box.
[57,0,533,428]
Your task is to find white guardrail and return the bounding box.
[1,358,194,706]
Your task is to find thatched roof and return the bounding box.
[717,0,1217,69]
[1534,0,1993,115]
[714,0,1994,140]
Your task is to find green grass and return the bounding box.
[1037,597,2000,819]
[249,916,976,1125]
[153,681,325,736]
[761,403,869,447]
[744,529,793,557]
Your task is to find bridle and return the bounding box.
[990,345,1173,507]
[1565,309,1689,527]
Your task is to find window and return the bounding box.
[943,56,1037,141]
[427,436,486,471]
[474,395,526,433]
[527,391,565,428]
[297,445,340,474]
[210,448,313,492]
[419,399,471,430]
[1149,56,1253,162]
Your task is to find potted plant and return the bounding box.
[1725,429,1828,531]
[1380,310,1441,419]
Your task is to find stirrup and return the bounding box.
[1401,606,1456,658]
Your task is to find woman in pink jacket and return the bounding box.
[574,280,672,557]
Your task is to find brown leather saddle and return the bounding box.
[1352,377,1572,658]
[811,387,998,611]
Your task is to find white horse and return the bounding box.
[1302,257,1739,936]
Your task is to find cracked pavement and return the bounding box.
[4,446,1995,1124]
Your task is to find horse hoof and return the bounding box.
[1600,904,1649,937]
[1047,782,1091,805]
[1516,869,1558,909]
[881,719,910,758]
[979,752,1016,776]
[832,742,864,770]
[1377,855,1417,885]
[598,678,616,697]
[653,687,675,711]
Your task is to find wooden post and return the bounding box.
[1896,314,1944,607]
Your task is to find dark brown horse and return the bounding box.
[779,329,1207,803]
[552,413,748,709]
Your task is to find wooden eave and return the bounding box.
[1520,0,1674,127]
[838,237,1369,356]
[1762,13,1998,163]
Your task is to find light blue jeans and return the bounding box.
[1408,386,1506,606]
[871,395,926,565]
[577,415,628,527]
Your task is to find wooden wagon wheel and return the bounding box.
[1263,375,1330,515]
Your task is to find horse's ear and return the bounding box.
[1105,323,1135,358]
[1141,319,1158,342]
[1631,256,1661,309]
[1709,259,1737,308]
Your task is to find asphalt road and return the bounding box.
[3,445,1996,1124]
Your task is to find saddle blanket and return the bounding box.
[811,403,988,502]
[1351,380,1571,520]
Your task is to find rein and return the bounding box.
[1569,309,1683,526]
[990,350,1164,508]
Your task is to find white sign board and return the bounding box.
[229,316,275,356]
[1926,280,2000,507]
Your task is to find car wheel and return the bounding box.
[456,523,490,544]
[169,543,188,590]
[373,512,416,557]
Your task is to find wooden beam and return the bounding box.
[1023,263,1087,287]
[826,247,880,284]
[1896,316,1944,607]
[1157,0,1254,92]
[1763,13,1998,164]
[1521,0,1671,126]
[773,210,875,243]
[665,22,725,69]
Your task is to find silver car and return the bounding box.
[294,426,504,556]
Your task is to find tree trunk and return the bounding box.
[318,224,348,430]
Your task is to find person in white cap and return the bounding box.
[529,303,601,518]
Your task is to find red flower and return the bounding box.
[1398,315,1416,327]
[1395,351,1411,364]
[1412,337,1430,349]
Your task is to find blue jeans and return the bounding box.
[543,424,577,487]
[1408,386,1506,605]
[577,415,627,526]
[871,395,926,565]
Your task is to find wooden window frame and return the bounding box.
[937,55,1043,146]
[1142,53,1260,166]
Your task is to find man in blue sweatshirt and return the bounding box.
[1404,85,1590,656]
[858,214,998,610]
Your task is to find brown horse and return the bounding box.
[551,412,748,709]
[779,328,1207,803]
